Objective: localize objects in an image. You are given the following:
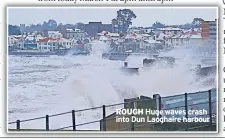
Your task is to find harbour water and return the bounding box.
[8,41,216,130]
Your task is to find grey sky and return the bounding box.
[8,7,217,27]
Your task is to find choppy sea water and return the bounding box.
[8,41,217,130]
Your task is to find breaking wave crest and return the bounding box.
[8,40,216,129]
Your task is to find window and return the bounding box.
[210,33,216,35]
[44,42,47,45]
[209,23,216,26]
[209,28,216,31]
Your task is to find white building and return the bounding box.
[36,34,44,41]
[66,29,87,40]
[127,29,143,34]
[166,34,182,47]
[143,29,154,34]
[38,37,73,51]
[153,27,182,36]
[141,39,161,50]
[107,32,120,38]
[25,35,35,41]
[166,32,203,47]
[97,31,108,36]
[8,36,19,47]
[48,31,63,39]
[97,31,120,41]
[141,34,152,40]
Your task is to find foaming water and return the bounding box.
[8,41,216,129]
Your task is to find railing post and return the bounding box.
[208,90,212,129]
[16,120,20,131]
[185,93,188,118]
[102,105,106,131]
[185,93,188,131]
[153,94,161,119]
[72,110,76,131]
[153,94,156,101]
[158,96,162,118]
[130,101,134,131]
[46,115,49,131]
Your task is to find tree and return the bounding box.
[8,25,21,35]
[182,23,192,29]
[42,21,49,31]
[192,18,204,25]
[64,24,75,30]
[48,19,57,29]
[56,23,67,38]
[41,19,58,31]
[112,9,136,33]
[76,22,85,31]
[152,21,165,29]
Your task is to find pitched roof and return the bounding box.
[38,37,56,42]
[125,33,142,39]
[38,37,71,42]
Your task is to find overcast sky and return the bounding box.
[8,7,217,27]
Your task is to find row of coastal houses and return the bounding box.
[96,18,217,49]
[97,29,205,48]
[121,19,216,48]
[9,19,216,51]
[8,30,91,52]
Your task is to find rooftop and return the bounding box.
[38,37,71,42]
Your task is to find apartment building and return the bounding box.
[66,29,87,40]
[201,19,217,40]
[84,22,113,37]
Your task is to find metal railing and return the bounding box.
[8,88,217,131]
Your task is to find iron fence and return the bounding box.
[8,88,217,131]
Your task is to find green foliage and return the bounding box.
[152,21,165,29]
[112,9,136,33]
[192,18,204,25]
[8,25,21,35]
